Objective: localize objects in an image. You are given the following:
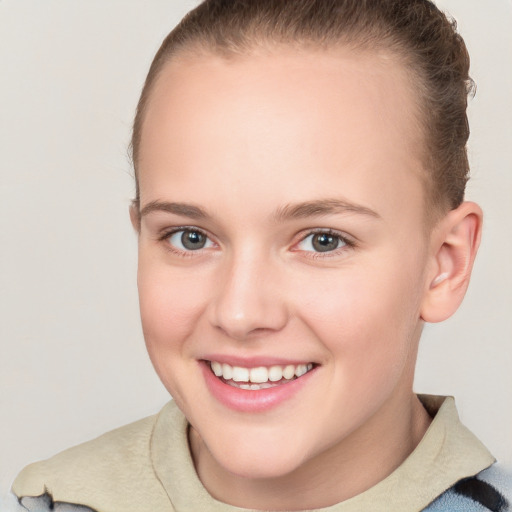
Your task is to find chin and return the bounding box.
[199,425,313,480]
[219,450,306,480]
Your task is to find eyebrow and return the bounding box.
[273,199,381,221]
[139,198,381,222]
[139,201,208,219]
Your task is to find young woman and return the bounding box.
[10,1,511,511]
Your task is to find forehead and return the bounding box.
[138,47,426,224]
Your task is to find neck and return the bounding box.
[189,391,432,510]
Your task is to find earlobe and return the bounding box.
[420,202,483,323]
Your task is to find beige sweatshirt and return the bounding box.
[12,395,494,512]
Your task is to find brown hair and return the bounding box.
[131,0,474,218]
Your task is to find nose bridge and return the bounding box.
[210,246,287,340]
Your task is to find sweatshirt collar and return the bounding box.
[151,395,495,512]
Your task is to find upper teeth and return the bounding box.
[210,361,314,383]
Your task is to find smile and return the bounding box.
[209,361,315,390]
[201,359,318,412]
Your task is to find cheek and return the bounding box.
[136,258,215,408]
[296,253,425,379]
[292,264,424,440]
[137,255,210,365]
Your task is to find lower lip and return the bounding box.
[200,361,315,413]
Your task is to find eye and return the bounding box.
[296,231,347,253]
[166,229,215,251]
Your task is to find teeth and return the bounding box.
[250,367,268,383]
[283,365,295,380]
[268,365,283,382]
[227,381,278,390]
[232,366,249,382]
[295,364,307,377]
[211,361,222,377]
[209,361,315,386]
[222,363,233,380]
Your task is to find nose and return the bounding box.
[208,250,288,341]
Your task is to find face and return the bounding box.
[135,48,431,480]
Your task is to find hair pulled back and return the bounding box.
[131,0,474,216]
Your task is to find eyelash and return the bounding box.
[158,227,355,258]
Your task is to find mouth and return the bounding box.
[207,361,316,390]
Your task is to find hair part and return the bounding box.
[131,0,475,222]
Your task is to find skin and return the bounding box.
[132,47,482,510]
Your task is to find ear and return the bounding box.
[420,201,483,323]
[129,201,141,233]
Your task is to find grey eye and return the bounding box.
[298,232,345,253]
[168,229,214,251]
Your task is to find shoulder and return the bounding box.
[12,403,176,512]
[13,414,156,494]
[423,464,512,512]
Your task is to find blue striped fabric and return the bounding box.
[423,465,511,512]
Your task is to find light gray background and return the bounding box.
[1,0,511,500]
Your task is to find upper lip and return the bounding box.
[200,354,317,368]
